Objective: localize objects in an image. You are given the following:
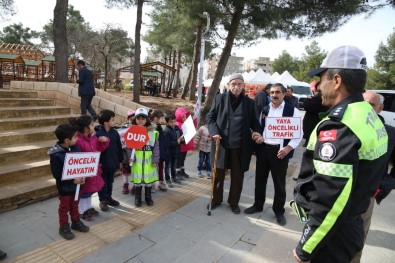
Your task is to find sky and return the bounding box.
[2,0,395,67]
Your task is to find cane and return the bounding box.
[208,139,220,216]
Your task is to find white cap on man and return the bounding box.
[307,45,367,77]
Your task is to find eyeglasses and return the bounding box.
[229,82,243,87]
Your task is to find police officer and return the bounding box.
[293,46,388,263]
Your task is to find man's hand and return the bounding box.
[152,163,158,167]
[277,145,293,159]
[212,135,221,143]
[251,132,264,144]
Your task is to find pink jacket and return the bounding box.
[76,132,109,194]
[175,107,196,152]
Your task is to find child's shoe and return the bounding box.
[173,177,182,184]
[80,210,94,221]
[88,207,99,216]
[99,201,109,211]
[207,171,211,179]
[122,183,129,194]
[59,223,75,240]
[107,198,120,207]
[166,180,174,188]
[151,183,156,193]
[71,220,90,232]
[182,169,190,178]
[198,171,203,178]
[158,181,168,191]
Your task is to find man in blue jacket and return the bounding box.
[77,60,97,120]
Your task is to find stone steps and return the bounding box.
[0,115,78,131]
[0,98,55,107]
[0,89,73,212]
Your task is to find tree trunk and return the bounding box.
[181,66,192,99]
[189,25,202,101]
[53,0,69,83]
[133,0,143,103]
[166,51,172,92]
[172,50,181,98]
[203,4,244,112]
[104,55,108,91]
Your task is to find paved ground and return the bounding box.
[1,143,395,262]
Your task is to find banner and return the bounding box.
[264,117,301,139]
[62,152,100,181]
[181,115,197,144]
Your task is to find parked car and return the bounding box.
[291,85,314,109]
[368,90,395,127]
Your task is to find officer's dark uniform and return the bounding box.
[294,93,388,262]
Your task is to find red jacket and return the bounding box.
[175,107,196,152]
[76,132,109,194]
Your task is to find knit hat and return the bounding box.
[228,73,244,82]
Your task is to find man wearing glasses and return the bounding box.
[206,73,262,214]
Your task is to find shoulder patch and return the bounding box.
[319,143,337,161]
[328,104,348,121]
[319,130,337,142]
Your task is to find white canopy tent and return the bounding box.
[246,68,274,84]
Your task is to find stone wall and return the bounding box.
[10,81,146,124]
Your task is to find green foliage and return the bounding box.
[272,50,300,75]
[367,29,395,90]
[0,0,16,21]
[293,41,327,82]
[0,23,38,44]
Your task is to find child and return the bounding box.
[175,107,196,179]
[163,113,182,187]
[121,110,135,194]
[149,109,167,192]
[48,124,89,240]
[95,109,123,211]
[69,116,109,221]
[131,108,159,207]
[193,120,212,178]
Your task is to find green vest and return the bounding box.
[131,130,159,184]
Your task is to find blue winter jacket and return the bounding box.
[48,143,81,196]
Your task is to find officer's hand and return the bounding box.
[293,248,310,263]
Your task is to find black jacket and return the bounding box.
[162,125,181,160]
[77,66,95,97]
[48,143,81,196]
[206,92,262,171]
[302,93,329,140]
[95,125,123,172]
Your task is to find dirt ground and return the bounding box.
[106,89,196,114]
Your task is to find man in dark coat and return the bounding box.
[76,60,97,120]
[206,73,262,214]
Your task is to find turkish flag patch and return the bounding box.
[319,130,337,142]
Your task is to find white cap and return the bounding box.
[307,45,367,77]
[135,108,148,118]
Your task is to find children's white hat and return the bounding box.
[135,108,148,118]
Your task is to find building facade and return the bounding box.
[244,57,274,74]
[206,53,244,78]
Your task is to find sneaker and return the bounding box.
[122,183,129,194]
[173,178,182,184]
[99,201,109,211]
[71,220,90,232]
[151,184,156,193]
[158,181,168,191]
[207,172,211,179]
[107,198,120,207]
[166,180,174,188]
[80,210,94,221]
[88,207,99,216]
[131,185,136,195]
[198,171,204,178]
[59,223,75,240]
[176,175,184,181]
[0,249,7,260]
[183,171,190,178]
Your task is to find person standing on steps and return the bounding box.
[76,60,97,121]
[206,73,262,215]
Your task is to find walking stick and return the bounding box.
[208,139,220,216]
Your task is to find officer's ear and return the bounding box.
[333,74,342,92]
